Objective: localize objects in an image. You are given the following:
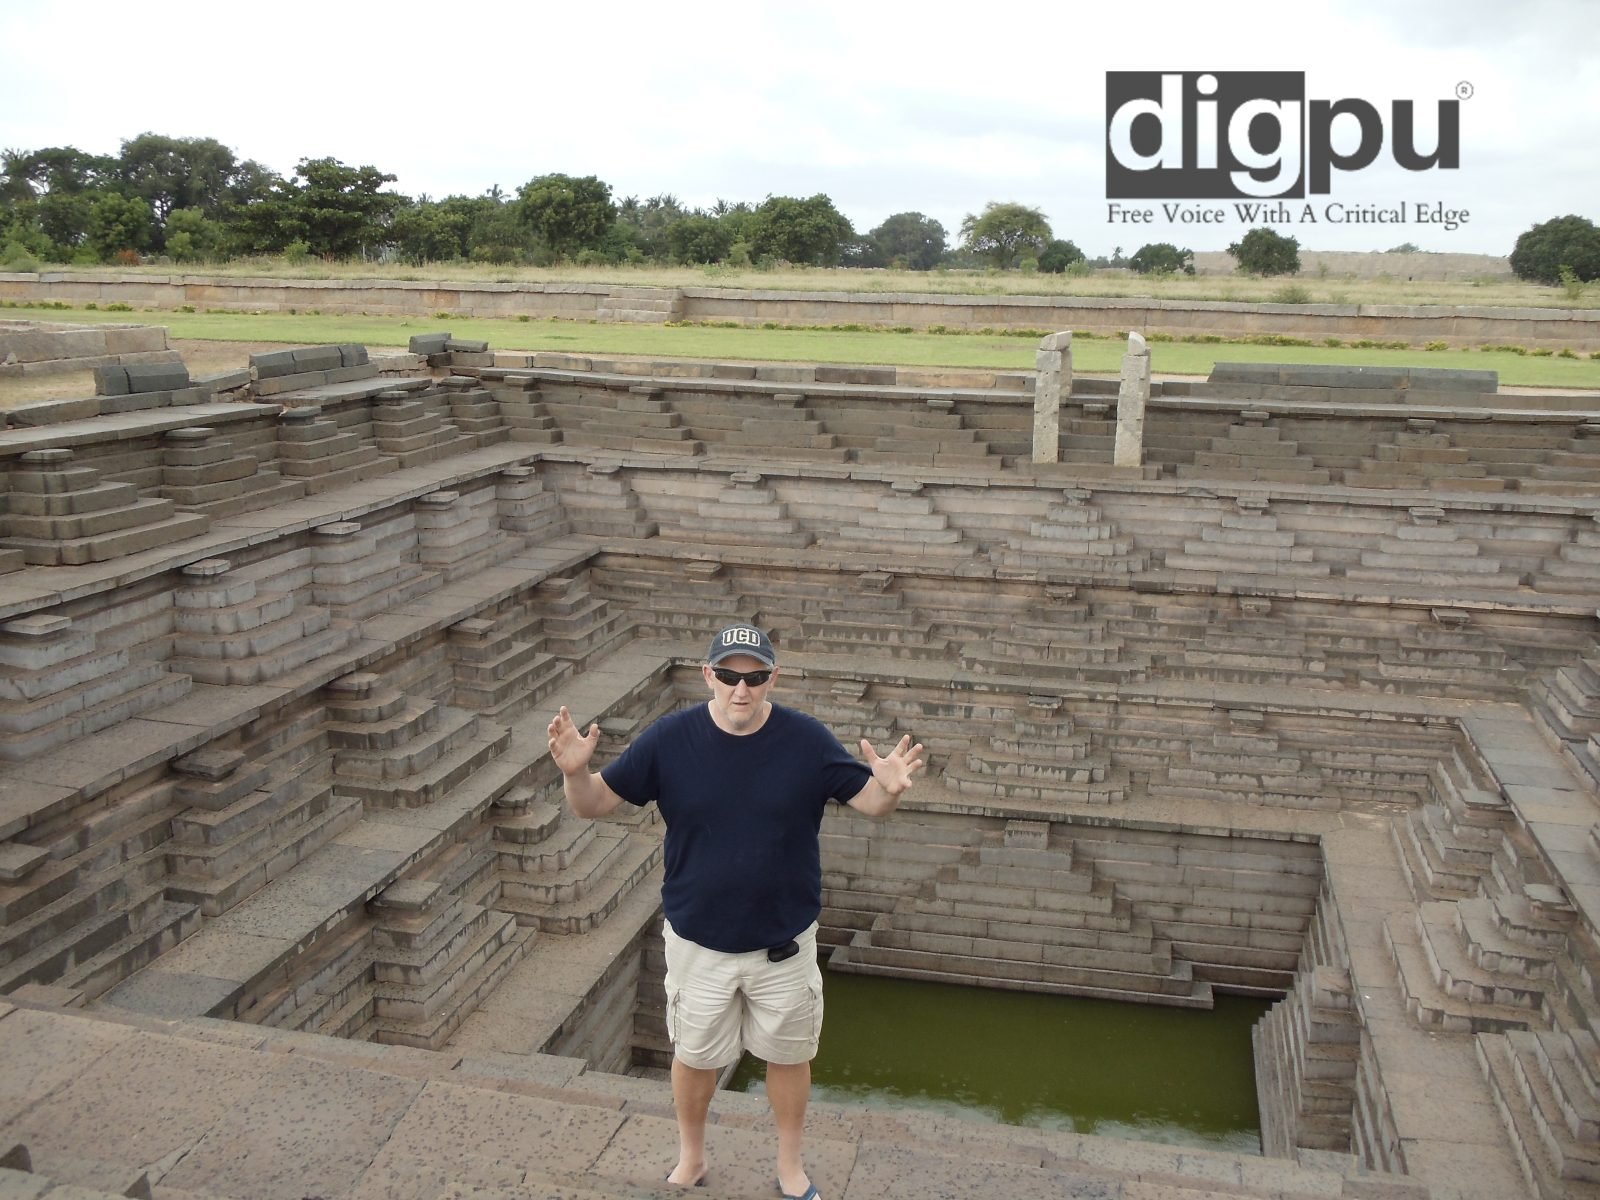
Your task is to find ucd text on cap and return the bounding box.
[708,625,776,667]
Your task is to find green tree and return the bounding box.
[2,146,115,199]
[86,191,154,259]
[117,133,240,235]
[163,207,226,262]
[1038,239,1086,274]
[1129,243,1195,275]
[666,215,733,264]
[616,193,686,262]
[391,199,471,264]
[1227,227,1300,276]
[959,202,1051,269]
[0,198,52,260]
[466,195,532,264]
[748,194,854,266]
[291,157,402,258]
[867,211,946,270]
[36,190,92,254]
[516,173,617,260]
[1509,215,1600,285]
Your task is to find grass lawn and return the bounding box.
[41,255,1597,311]
[6,303,1600,390]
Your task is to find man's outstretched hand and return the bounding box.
[861,733,926,798]
[547,705,600,778]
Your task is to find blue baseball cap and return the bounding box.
[708,623,776,667]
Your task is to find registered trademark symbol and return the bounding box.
[1456,81,1474,100]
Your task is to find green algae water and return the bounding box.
[729,970,1268,1154]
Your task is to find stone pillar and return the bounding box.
[1032,331,1072,464]
[1114,331,1151,468]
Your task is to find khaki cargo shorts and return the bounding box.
[662,919,824,1069]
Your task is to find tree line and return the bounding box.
[0,133,1200,277]
[5,134,1589,286]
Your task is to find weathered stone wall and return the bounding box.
[3,271,1596,347]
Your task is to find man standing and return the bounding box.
[547,623,925,1200]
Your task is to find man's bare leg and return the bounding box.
[667,1058,717,1185]
[766,1059,812,1197]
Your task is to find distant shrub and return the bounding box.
[0,241,40,272]
[1269,283,1313,304]
[1423,340,1449,351]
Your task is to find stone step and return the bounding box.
[1383,910,1538,1034]
[864,921,1171,977]
[165,790,364,917]
[883,908,1158,960]
[1477,1032,1600,1199]
[496,831,663,934]
[831,935,1213,1007]
[0,508,210,566]
[333,718,512,809]
[1416,900,1549,1010]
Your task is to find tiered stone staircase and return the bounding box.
[853,397,994,468]
[0,611,191,761]
[658,470,816,548]
[1255,962,1361,1155]
[1478,1027,1600,1198]
[833,820,1213,1007]
[273,404,397,493]
[439,376,509,446]
[1539,513,1600,595]
[527,572,636,670]
[491,377,564,444]
[366,871,534,1051]
[369,387,477,467]
[1521,421,1600,496]
[1345,419,1503,491]
[1345,505,1522,588]
[589,555,747,642]
[557,462,660,538]
[943,694,1126,805]
[163,742,360,918]
[309,519,440,621]
[596,285,685,323]
[560,383,704,455]
[169,558,358,686]
[0,447,209,565]
[1155,708,1333,811]
[446,615,571,721]
[812,479,972,561]
[773,570,952,661]
[1163,496,1332,580]
[1391,744,1514,903]
[324,673,513,810]
[686,390,849,462]
[992,487,1149,580]
[1177,410,1333,484]
[157,425,302,518]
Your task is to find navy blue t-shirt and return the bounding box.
[601,701,871,953]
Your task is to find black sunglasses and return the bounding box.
[711,666,774,687]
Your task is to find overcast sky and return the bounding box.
[2,0,1595,259]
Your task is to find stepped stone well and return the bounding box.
[0,345,1598,1200]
